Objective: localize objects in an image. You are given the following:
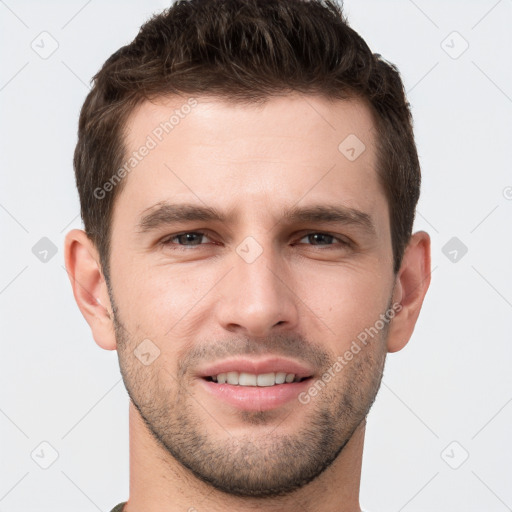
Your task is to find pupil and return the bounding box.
[311,233,332,245]
[181,233,201,245]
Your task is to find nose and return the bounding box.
[215,241,300,338]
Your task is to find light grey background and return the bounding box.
[1,1,511,511]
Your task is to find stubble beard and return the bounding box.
[112,295,389,498]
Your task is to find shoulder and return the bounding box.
[110,502,126,512]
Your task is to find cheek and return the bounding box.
[293,263,393,348]
[111,260,211,337]
[111,248,393,346]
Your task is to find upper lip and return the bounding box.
[196,357,315,379]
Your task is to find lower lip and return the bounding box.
[198,378,313,411]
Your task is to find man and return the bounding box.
[64,0,431,510]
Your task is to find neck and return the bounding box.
[125,402,364,512]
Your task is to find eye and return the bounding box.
[161,231,213,249]
[159,230,352,251]
[295,232,351,248]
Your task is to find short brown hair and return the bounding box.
[73,0,420,278]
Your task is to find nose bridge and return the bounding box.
[216,233,299,336]
[238,238,282,302]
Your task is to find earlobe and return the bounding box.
[64,229,117,351]
[386,231,431,353]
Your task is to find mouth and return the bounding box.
[203,371,311,386]
[198,370,314,411]
[195,357,316,411]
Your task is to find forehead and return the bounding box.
[115,93,386,230]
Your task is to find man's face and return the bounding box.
[108,94,396,497]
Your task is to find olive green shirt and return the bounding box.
[109,500,371,511]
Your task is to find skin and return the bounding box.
[65,93,431,512]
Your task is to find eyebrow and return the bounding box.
[137,201,376,236]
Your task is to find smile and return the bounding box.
[205,371,308,386]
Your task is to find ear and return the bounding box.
[64,229,117,351]
[386,230,431,353]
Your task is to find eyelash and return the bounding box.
[160,231,352,250]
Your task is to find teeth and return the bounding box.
[275,372,287,384]
[257,373,275,387]
[211,371,300,386]
[226,371,239,385]
[239,372,257,386]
